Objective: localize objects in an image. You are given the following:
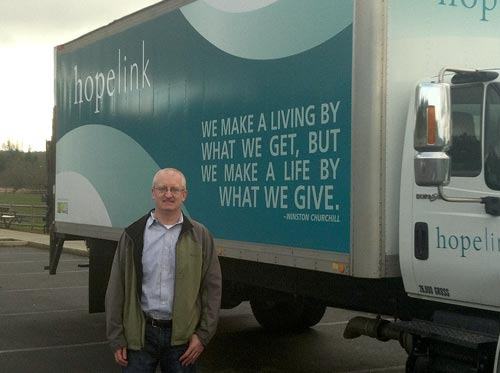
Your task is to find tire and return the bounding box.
[250,297,326,331]
[406,355,429,373]
[299,298,327,328]
[405,355,416,373]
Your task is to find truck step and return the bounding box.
[393,319,497,349]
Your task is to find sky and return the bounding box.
[0,0,159,151]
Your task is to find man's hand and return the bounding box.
[114,346,128,367]
[179,334,204,366]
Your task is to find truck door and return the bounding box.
[409,81,500,308]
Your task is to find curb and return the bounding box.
[0,239,28,247]
[0,238,89,257]
[27,241,89,257]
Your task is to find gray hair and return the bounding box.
[152,168,187,190]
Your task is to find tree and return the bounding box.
[1,140,20,152]
[0,150,46,190]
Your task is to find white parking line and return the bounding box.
[0,341,108,355]
[315,320,349,327]
[0,308,87,317]
[1,285,87,293]
[0,270,87,276]
[0,259,85,264]
[337,365,405,373]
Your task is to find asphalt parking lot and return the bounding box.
[0,243,407,373]
[0,244,116,372]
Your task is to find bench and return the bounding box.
[0,207,20,229]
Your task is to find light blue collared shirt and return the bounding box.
[141,211,183,320]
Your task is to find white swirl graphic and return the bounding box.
[181,0,353,60]
[203,0,278,13]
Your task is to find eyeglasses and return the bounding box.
[154,186,184,196]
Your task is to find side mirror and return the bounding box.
[414,152,450,186]
[414,83,451,151]
[414,83,452,186]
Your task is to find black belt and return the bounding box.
[145,316,172,328]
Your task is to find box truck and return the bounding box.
[49,0,500,371]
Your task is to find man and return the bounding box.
[106,168,222,372]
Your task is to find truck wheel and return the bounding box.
[250,297,326,331]
[299,298,327,328]
[405,355,429,373]
[250,298,304,331]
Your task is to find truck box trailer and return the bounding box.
[50,0,500,370]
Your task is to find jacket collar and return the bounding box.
[124,210,194,296]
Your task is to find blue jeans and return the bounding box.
[123,324,196,373]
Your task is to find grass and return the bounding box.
[0,191,47,233]
[0,192,45,205]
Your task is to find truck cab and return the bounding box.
[401,69,500,311]
[398,69,500,372]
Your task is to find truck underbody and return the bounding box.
[49,233,500,372]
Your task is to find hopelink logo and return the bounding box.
[436,226,500,257]
[438,0,498,22]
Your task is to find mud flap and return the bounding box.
[87,239,117,313]
[48,232,65,275]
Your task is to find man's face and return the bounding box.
[152,171,187,214]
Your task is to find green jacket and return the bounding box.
[105,212,222,351]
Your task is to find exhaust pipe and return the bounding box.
[344,316,412,353]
